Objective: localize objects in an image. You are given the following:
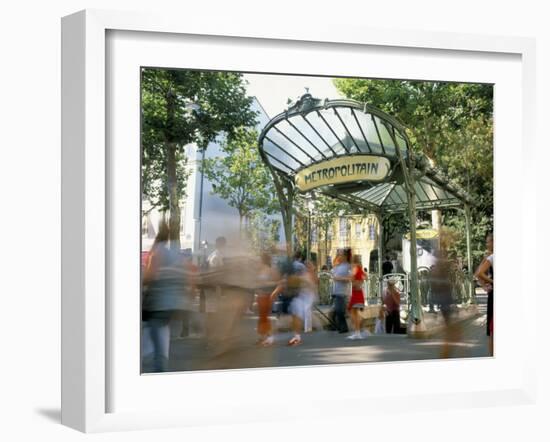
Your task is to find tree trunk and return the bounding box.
[239,213,244,238]
[282,202,293,256]
[270,171,294,256]
[165,88,181,251]
[424,155,441,232]
[324,225,329,266]
[166,141,181,251]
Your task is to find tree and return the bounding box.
[333,78,493,264]
[333,79,492,161]
[141,68,258,249]
[200,127,279,235]
[246,211,281,253]
[382,213,410,251]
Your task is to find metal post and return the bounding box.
[464,204,474,304]
[376,213,384,303]
[406,185,425,334]
[269,168,294,256]
[394,149,426,336]
[307,208,312,262]
[196,148,206,258]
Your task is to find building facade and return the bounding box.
[141,97,284,259]
[310,214,380,269]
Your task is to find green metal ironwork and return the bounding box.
[376,213,384,301]
[257,94,477,335]
[317,271,333,305]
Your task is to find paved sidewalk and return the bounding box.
[150,313,491,373]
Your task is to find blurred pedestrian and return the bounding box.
[374,306,386,334]
[300,260,319,333]
[207,236,226,268]
[179,250,199,338]
[475,233,494,355]
[268,250,306,346]
[431,228,462,358]
[204,236,227,336]
[383,277,400,334]
[347,255,366,339]
[142,219,188,372]
[287,251,307,345]
[331,249,352,334]
[255,252,279,346]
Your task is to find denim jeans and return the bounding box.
[147,311,172,372]
[331,295,348,333]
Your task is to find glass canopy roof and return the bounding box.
[258,94,475,213]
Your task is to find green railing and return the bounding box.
[365,273,381,304]
[451,269,476,305]
[317,272,333,305]
[317,268,474,308]
[317,271,381,305]
[417,266,475,308]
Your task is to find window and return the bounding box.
[355,222,362,239]
[311,225,318,244]
[339,217,348,238]
[369,224,376,241]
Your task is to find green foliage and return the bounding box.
[333,79,492,159]
[142,147,189,213]
[246,211,281,253]
[311,194,353,234]
[443,210,493,268]
[142,69,257,149]
[383,213,410,249]
[333,78,494,263]
[439,116,494,214]
[141,68,258,213]
[200,127,279,230]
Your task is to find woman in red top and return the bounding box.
[347,255,366,340]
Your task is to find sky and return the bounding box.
[242,73,343,119]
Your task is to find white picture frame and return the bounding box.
[61,9,537,433]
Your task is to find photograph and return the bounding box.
[139,69,494,374]
[0,0,545,438]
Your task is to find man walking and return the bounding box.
[331,249,351,334]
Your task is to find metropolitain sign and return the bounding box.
[294,155,392,192]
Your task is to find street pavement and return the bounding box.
[149,311,491,373]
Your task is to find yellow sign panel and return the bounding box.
[404,229,439,240]
[295,155,391,192]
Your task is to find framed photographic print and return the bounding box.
[62,9,537,433]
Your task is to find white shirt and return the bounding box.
[207,249,224,268]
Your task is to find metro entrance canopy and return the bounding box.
[258,93,476,334]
